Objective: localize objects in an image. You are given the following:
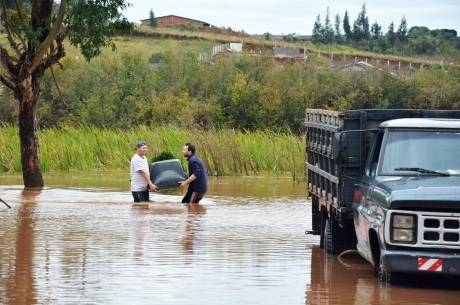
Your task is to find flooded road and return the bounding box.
[0,175,459,305]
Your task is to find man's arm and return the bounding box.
[140,170,158,191]
[179,160,200,188]
[179,174,196,188]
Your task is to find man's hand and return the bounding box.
[149,182,159,192]
[178,181,189,189]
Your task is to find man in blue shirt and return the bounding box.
[179,142,208,204]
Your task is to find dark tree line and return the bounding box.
[311,4,460,57]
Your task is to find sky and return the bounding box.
[123,0,460,35]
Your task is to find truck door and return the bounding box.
[354,131,383,258]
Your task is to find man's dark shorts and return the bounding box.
[132,191,150,202]
[182,190,206,204]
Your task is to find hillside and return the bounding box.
[0,34,459,133]
[135,26,460,68]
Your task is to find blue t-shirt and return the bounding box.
[187,155,208,193]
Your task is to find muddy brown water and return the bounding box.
[0,174,459,305]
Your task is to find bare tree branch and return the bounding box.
[31,0,68,72]
[40,33,65,71]
[0,74,16,91]
[50,65,67,105]
[0,0,22,55]
[13,0,25,23]
[0,44,19,76]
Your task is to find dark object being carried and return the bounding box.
[150,159,188,190]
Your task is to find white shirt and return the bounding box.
[130,154,149,191]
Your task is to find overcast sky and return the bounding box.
[123,0,460,35]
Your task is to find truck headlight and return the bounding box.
[393,214,415,228]
[391,214,417,244]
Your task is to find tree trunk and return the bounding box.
[18,95,44,188]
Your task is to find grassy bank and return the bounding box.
[0,126,304,179]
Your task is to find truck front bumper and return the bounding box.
[381,250,460,275]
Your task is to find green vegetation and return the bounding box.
[0,125,304,179]
[0,35,459,179]
[1,37,459,133]
[311,4,460,63]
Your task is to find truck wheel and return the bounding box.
[311,196,321,235]
[377,262,391,283]
[324,217,356,254]
[319,212,326,248]
[377,265,391,284]
[375,247,400,284]
[324,218,336,254]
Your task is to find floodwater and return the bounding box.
[0,174,459,305]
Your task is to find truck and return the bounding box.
[305,109,460,281]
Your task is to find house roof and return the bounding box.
[140,15,211,26]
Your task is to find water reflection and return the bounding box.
[7,189,41,305]
[130,207,148,261]
[182,204,206,253]
[1,182,459,305]
[306,246,460,305]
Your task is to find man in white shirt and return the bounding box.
[130,141,158,202]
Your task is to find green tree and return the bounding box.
[353,3,370,41]
[397,17,408,43]
[369,21,382,51]
[334,14,342,43]
[408,26,430,39]
[312,14,323,43]
[370,21,382,39]
[386,22,396,46]
[149,9,157,27]
[0,0,132,187]
[343,11,352,41]
[229,72,261,129]
[323,7,334,43]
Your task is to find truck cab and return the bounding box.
[354,118,460,280]
[305,109,460,282]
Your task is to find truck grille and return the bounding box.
[385,210,460,249]
[421,212,460,246]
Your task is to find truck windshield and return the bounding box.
[380,130,460,176]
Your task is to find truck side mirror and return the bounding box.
[332,132,346,161]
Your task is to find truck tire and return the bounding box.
[376,245,401,284]
[324,218,336,254]
[377,263,391,283]
[319,211,326,248]
[324,217,356,254]
[311,196,321,235]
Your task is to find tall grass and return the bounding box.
[0,125,304,179]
